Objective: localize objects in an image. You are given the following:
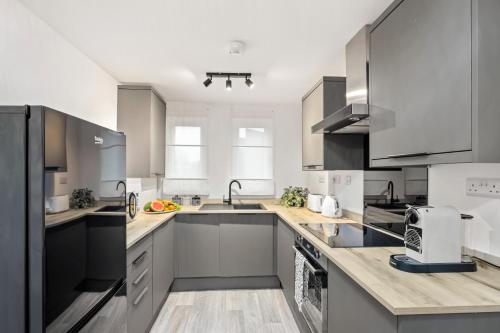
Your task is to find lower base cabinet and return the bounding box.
[276,218,311,333]
[219,214,275,277]
[175,214,220,278]
[127,220,174,333]
[127,235,153,333]
[152,221,174,315]
[327,261,500,333]
[175,214,276,278]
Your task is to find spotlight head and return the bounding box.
[245,77,254,89]
[203,76,212,87]
[226,77,232,91]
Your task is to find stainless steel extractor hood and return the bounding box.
[312,25,370,134]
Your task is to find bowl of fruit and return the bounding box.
[143,199,181,214]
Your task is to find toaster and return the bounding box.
[307,194,324,212]
[404,206,462,264]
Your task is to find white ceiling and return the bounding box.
[21,0,392,104]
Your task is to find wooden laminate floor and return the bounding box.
[150,289,301,333]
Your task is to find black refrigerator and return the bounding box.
[0,106,127,333]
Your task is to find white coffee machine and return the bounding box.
[404,206,462,264]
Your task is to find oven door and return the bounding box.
[295,246,328,333]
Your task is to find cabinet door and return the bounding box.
[149,92,166,176]
[370,0,472,162]
[152,221,174,314]
[175,214,220,278]
[277,219,295,302]
[302,83,324,169]
[219,214,275,277]
[328,262,397,333]
[117,88,151,178]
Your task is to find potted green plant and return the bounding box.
[280,186,309,208]
[70,188,96,209]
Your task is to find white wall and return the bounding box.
[161,101,305,199]
[305,170,364,214]
[0,0,118,129]
[428,164,500,260]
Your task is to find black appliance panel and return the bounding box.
[45,215,126,332]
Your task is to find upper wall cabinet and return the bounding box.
[302,77,365,170]
[118,86,166,178]
[369,0,500,167]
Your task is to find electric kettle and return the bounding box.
[321,195,342,218]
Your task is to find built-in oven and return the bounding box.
[293,235,328,333]
[45,214,126,333]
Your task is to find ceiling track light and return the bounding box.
[203,75,213,87]
[203,72,254,90]
[245,76,254,89]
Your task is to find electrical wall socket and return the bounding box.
[318,175,325,184]
[333,175,341,184]
[345,175,352,185]
[466,178,500,198]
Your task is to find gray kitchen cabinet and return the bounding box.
[127,235,153,333]
[117,85,166,177]
[277,218,295,301]
[328,260,500,333]
[152,221,174,315]
[369,0,500,167]
[328,261,396,333]
[302,77,366,170]
[174,214,220,278]
[219,214,275,277]
[277,218,311,333]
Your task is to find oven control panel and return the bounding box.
[295,234,328,270]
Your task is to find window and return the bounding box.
[164,111,209,195]
[231,113,274,195]
[163,103,275,197]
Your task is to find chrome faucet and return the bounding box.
[223,180,242,205]
[387,181,394,204]
[116,180,127,207]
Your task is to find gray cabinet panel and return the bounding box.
[175,214,220,278]
[328,261,397,333]
[370,0,472,162]
[117,86,166,177]
[150,92,166,175]
[277,218,295,301]
[219,214,275,277]
[152,221,174,314]
[128,282,153,333]
[398,313,500,333]
[302,81,324,169]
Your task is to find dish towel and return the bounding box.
[294,248,306,310]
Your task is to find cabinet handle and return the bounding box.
[304,165,322,169]
[132,251,147,266]
[133,286,149,306]
[133,268,149,286]
[387,152,429,159]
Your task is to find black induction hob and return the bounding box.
[299,222,404,248]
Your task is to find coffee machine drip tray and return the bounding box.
[389,254,477,273]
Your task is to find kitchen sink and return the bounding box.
[233,204,265,210]
[199,203,266,211]
[95,205,126,212]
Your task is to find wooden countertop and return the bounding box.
[125,199,500,316]
[325,247,500,315]
[125,199,355,249]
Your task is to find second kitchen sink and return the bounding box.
[199,203,266,211]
